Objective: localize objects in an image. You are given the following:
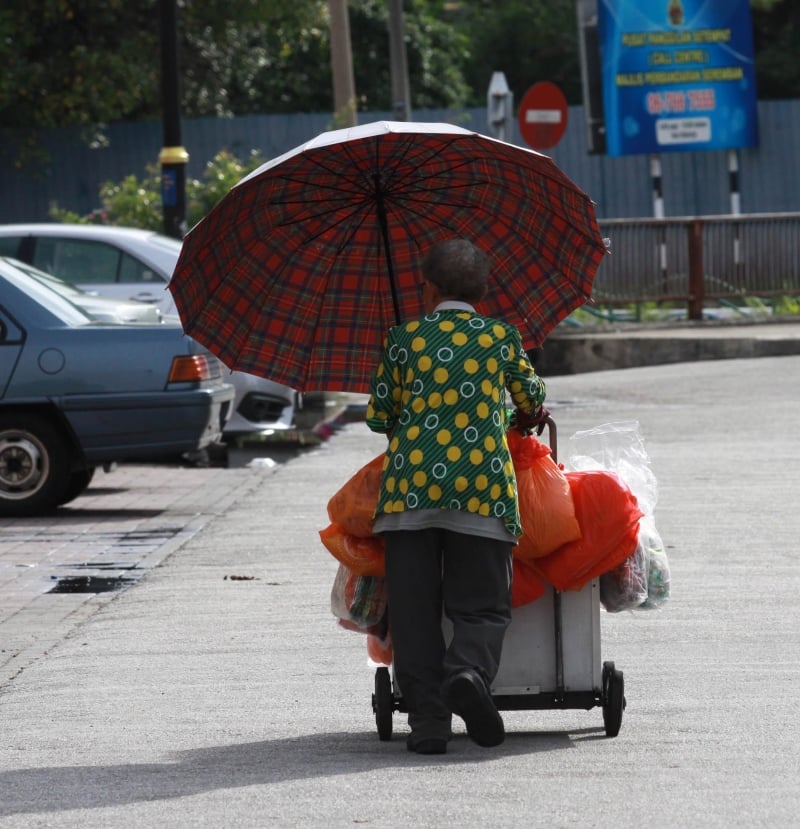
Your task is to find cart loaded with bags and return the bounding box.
[320,417,670,741]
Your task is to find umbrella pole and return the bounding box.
[374,176,402,325]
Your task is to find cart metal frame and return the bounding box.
[372,584,625,740]
[370,417,626,740]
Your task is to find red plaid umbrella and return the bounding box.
[169,121,607,394]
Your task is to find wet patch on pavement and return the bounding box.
[48,574,138,594]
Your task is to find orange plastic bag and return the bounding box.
[319,523,386,577]
[533,470,644,592]
[507,430,582,559]
[511,557,547,608]
[367,631,393,665]
[327,454,384,537]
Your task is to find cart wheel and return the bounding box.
[602,661,625,738]
[373,667,393,741]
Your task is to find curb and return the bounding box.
[535,319,800,375]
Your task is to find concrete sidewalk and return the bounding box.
[0,394,354,684]
[1,326,799,827]
[0,464,263,685]
[537,317,800,374]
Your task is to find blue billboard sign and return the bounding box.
[597,0,758,156]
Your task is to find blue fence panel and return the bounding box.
[1,100,798,224]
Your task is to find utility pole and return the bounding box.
[328,0,357,127]
[388,0,412,121]
[159,0,188,239]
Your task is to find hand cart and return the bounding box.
[371,418,626,740]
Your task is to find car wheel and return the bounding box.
[57,466,96,507]
[0,413,74,516]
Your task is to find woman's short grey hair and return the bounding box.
[421,239,490,303]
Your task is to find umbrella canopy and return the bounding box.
[169,120,607,394]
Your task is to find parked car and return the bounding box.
[6,258,164,325]
[0,224,298,436]
[0,257,235,516]
[0,225,183,315]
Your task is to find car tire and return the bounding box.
[0,413,74,516]
[57,466,96,507]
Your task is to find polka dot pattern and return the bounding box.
[366,309,546,537]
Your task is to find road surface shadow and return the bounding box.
[0,727,601,816]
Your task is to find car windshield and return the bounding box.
[1,257,95,326]
[6,258,84,298]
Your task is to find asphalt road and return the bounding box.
[0,354,799,828]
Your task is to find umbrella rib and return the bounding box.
[272,136,474,202]
[379,137,475,193]
[268,171,371,199]
[262,137,572,228]
[271,142,376,195]
[276,195,376,242]
[375,139,601,239]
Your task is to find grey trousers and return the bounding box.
[383,528,513,740]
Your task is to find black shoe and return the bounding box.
[441,670,505,747]
[406,736,448,755]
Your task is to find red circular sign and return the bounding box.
[517,82,568,150]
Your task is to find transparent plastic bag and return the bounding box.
[639,515,671,608]
[599,532,648,613]
[567,421,670,609]
[330,563,388,629]
[567,421,658,515]
[567,422,671,609]
[598,514,672,612]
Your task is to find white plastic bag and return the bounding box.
[567,421,658,515]
[567,421,670,611]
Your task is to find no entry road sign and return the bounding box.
[518,81,568,150]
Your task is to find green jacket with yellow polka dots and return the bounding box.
[365,307,546,538]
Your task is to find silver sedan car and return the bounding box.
[0,224,298,436]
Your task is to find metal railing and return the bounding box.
[594,212,800,319]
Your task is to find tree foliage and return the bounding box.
[0,0,159,130]
[176,0,331,116]
[349,0,471,111]
[454,0,583,105]
[751,0,800,99]
[50,150,266,230]
[1,1,796,135]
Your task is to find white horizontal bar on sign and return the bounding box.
[524,109,563,124]
[656,117,711,145]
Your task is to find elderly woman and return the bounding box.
[366,238,547,755]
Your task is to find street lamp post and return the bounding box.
[159,0,188,240]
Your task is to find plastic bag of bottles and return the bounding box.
[330,563,388,629]
[567,422,670,611]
